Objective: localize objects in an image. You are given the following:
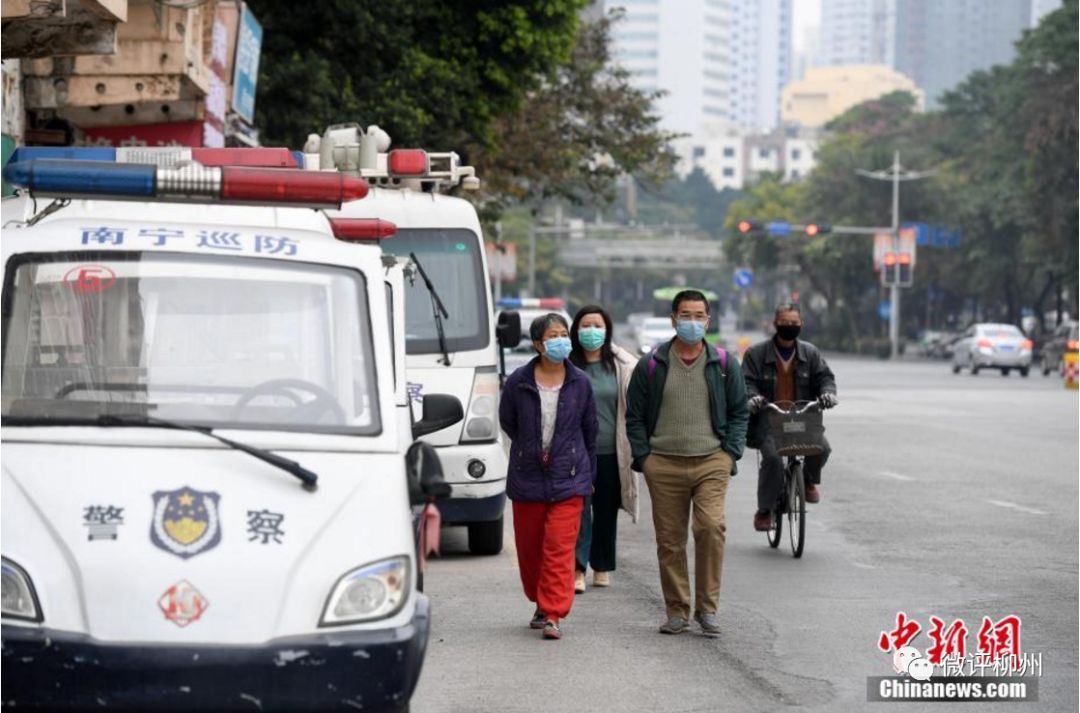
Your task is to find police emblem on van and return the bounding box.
[150,488,222,559]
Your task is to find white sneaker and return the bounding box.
[574,570,586,594]
[593,571,610,587]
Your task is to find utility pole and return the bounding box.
[856,151,935,359]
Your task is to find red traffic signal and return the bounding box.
[804,223,831,236]
[736,220,763,234]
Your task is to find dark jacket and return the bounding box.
[499,357,598,503]
[742,338,837,448]
[625,339,749,472]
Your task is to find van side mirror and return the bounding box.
[496,310,522,349]
[412,393,463,439]
[406,441,451,506]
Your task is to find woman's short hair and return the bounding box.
[529,312,570,342]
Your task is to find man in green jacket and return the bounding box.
[626,290,749,637]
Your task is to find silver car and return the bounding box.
[951,323,1033,376]
[636,317,677,355]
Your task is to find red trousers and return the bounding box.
[512,497,584,622]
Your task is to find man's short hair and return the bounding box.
[672,289,710,315]
[529,312,570,342]
[775,302,802,317]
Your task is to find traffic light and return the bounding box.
[736,220,763,235]
[804,223,831,237]
[898,252,913,286]
[882,252,898,285]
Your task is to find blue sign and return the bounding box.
[902,222,961,248]
[766,221,791,236]
[231,3,263,124]
[733,268,754,289]
[878,300,891,321]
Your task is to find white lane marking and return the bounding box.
[987,499,1048,516]
[878,471,915,482]
[851,561,878,570]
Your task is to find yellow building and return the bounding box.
[781,65,924,129]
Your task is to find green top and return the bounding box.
[584,361,618,455]
[649,349,723,457]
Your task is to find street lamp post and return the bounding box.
[856,151,935,360]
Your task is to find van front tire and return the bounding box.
[468,516,504,555]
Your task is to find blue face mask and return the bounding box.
[578,327,606,352]
[676,319,707,344]
[543,336,572,363]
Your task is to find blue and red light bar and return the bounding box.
[497,297,565,310]
[10,146,303,168]
[3,159,368,209]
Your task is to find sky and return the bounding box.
[792,0,822,54]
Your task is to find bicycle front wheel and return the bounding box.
[788,463,806,558]
[767,502,783,548]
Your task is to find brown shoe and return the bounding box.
[574,570,586,594]
[805,484,821,503]
[753,510,774,531]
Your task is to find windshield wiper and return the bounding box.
[409,251,452,366]
[95,414,318,492]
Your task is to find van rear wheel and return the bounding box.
[468,516,504,555]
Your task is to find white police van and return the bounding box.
[0,149,461,712]
[310,125,521,555]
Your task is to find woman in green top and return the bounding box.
[569,305,641,592]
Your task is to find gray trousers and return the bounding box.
[757,434,830,511]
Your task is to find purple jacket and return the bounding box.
[499,357,598,503]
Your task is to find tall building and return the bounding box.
[892,0,1033,108]
[818,0,894,67]
[605,0,792,134]
[729,0,793,131]
[605,0,723,136]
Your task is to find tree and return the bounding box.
[255,1,588,150]
[471,10,678,215]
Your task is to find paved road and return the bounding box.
[412,357,1078,712]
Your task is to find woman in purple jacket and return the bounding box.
[499,313,598,640]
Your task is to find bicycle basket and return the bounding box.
[767,409,826,457]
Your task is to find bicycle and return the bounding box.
[761,400,827,559]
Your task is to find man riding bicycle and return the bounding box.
[742,304,838,532]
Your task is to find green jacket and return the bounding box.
[625,339,749,472]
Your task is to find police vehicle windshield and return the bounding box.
[384,228,489,356]
[1,252,381,434]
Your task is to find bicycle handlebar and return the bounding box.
[764,400,822,415]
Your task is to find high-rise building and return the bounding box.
[818,0,894,67]
[604,0,724,136]
[605,0,792,134]
[892,0,1033,108]
[729,0,793,131]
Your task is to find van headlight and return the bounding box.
[319,556,409,627]
[1,558,42,622]
[461,368,499,443]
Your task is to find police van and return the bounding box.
[0,149,460,712]
[309,125,521,555]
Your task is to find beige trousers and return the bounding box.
[642,451,733,620]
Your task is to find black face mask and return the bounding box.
[775,324,801,341]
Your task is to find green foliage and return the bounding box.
[255,0,587,149]
[728,0,1078,345]
[473,10,679,213]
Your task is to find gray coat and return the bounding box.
[741,338,837,448]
